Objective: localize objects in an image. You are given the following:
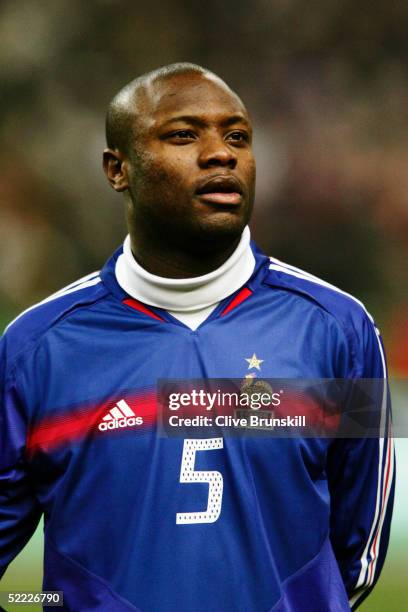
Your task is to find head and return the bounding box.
[103,63,256,259]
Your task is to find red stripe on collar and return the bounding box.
[123,298,165,322]
[221,287,253,316]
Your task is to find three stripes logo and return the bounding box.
[98,399,143,431]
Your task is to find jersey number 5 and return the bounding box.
[176,438,224,525]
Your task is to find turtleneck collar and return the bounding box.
[115,226,255,316]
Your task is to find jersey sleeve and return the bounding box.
[327,313,395,609]
[0,335,42,580]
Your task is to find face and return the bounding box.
[107,72,256,252]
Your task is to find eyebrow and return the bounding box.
[159,114,251,130]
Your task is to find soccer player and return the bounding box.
[0,63,394,611]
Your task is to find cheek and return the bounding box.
[149,158,192,194]
[247,155,256,176]
[244,158,256,189]
[137,148,180,179]
[130,157,192,210]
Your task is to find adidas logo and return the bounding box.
[98,399,143,431]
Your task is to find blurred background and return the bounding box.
[0,0,407,609]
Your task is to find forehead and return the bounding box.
[139,73,249,126]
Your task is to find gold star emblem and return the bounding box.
[245,353,264,371]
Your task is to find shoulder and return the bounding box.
[1,271,109,366]
[265,256,375,329]
[264,256,385,377]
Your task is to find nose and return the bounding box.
[198,134,237,169]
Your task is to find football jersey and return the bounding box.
[0,240,395,611]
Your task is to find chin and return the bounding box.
[185,213,248,252]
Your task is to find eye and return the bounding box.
[164,130,197,143]
[226,131,250,144]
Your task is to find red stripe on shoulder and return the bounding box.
[123,298,165,322]
[221,287,253,316]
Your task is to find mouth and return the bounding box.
[195,175,243,206]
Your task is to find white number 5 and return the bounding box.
[176,438,224,525]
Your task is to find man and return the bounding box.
[0,63,394,611]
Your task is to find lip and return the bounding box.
[195,175,244,207]
[195,175,243,197]
[196,192,242,205]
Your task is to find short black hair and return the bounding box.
[105,62,212,153]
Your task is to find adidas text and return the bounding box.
[98,416,143,431]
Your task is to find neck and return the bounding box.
[128,230,242,279]
[115,227,255,321]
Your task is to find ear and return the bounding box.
[103,148,129,192]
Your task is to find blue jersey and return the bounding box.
[0,241,395,611]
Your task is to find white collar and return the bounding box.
[115,226,255,313]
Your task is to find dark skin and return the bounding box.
[103,72,256,278]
